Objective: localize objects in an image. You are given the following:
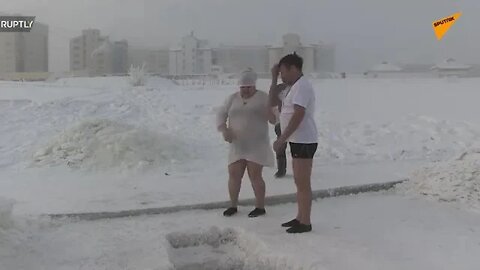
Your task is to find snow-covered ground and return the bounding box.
[2,193,480,270]
[1,76,480,269]
[2,77,480,214]
[399,149,480,213]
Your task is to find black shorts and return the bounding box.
[289,143,318,159]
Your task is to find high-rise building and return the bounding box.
[212,45,269,74]
[169,32,212,75]
[0,20,48,73]
[268,33,332,74]
[0,33,17,73]
[167,32,334,76]
[112,40,128,74]
[90,39,113,76]
[70,29,111,76]
[214,34,335,76]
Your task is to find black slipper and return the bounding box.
[248,208,266,218]
[286,223,312,234]
[223,207,238,217]
[281,218,300,227]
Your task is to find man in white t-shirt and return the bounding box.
[273,52,318,233]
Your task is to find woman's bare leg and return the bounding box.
[246,161,265,209]
[228,160,247,207]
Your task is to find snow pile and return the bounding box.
[0,79,203,169]
[317,115,480,163]
[166,226,309,270]
[0,197,15,231]
[399,149,480,211]
[32,119,189,171]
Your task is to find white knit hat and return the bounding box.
[238,68,257,86]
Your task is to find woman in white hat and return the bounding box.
[216,68,276,217]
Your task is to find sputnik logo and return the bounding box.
[432,12,462,40]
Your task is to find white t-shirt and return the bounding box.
[279,76,318,143]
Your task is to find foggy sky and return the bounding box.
[2,0,479,73]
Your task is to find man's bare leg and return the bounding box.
[293,158,313,225]
[281,159,303,227]
[292,159,301,221]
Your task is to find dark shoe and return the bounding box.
[274,169,286,178]
[281,218,300,227]
[223,207,238,217]
[248,208,266,218]
[286,223,312,234]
